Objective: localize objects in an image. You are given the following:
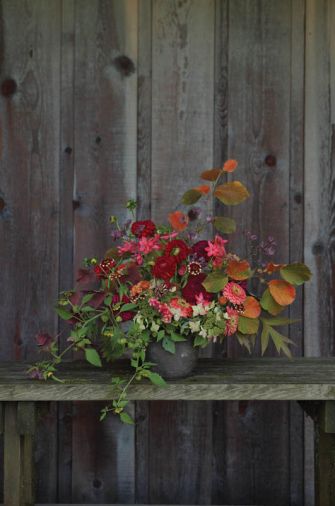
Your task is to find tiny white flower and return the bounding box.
[199,327,208,338]
[151,322,160,333]
[189,320,201,333]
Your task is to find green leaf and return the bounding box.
[120,411,135,425]
[202,272,228,293]
[82,293,94,305]
[214,181,250,205]
[55,307,73,320]
[260,289,285,316]
[280,263,312,286]
[193,335,208,347]
[104,295,112,306]
[85,348,102,367]
[157,330,165,341]
[261,316,299,326]
[237,316,259,335]
[146,371,167,387]
[81,306,96,312]
[268,327,294,358]
[162,338,176,354]
[261,323,270,355]
[236,332,254,353]
[181,189,202,205]
[213,216,236,234]
[169,332,187,342]
[119,303,137,313]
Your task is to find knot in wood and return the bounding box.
[264,154,276,167]
[113,55,136,77]
[1,78,17,97]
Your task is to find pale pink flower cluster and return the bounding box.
[225,307,239,336]
[149,297,173,323]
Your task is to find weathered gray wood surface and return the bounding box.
[0,0,334,504]
[1,359,335,401]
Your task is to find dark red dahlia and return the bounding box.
[94,258,116,279]
[191,240,210,261]
[182,273,213,305]
[165,239,190,264]
[131,220,156,238]
[152,255,177,281]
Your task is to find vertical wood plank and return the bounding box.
[148,1,215,503]
[212,1,304,504]
[305,1,335,503]
[71,0,138,502]
[4,403,21,506]
[0,1,61,502]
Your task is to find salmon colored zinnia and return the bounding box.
[223,281,247,305]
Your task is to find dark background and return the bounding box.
[0,0,334,504]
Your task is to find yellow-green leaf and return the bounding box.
[213,216,236,234]
[214,181,250,205]
[280,262,312,286]
[237,316,259,335]
[181,189,202,205]
[202,272,228,293]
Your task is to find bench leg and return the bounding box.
[3,402,36,506]
[315,401,335,506]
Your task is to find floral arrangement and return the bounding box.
[29,160,311,423]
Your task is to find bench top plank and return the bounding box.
[0,358,335,401]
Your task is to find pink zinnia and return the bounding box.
[223,282,247,305]
[225,307,239,336]
[205,235,228,259]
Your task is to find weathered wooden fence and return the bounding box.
[0,0,334,504]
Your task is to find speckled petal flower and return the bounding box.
[223,282,247,305]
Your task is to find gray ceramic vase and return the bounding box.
[147,338,198,379]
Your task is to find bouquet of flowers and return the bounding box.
[30,160,311,423]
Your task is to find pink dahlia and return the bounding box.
[225,307,239,336]
[223,282,247,305]
[205,235,228,259]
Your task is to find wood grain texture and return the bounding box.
[71,0,138,502]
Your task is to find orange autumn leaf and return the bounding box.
[264,262,286,274]
[223,159,238,172]
[200,167,222,181]
[268,279,296,306]
[194,184,210,195]
[168,211,189,232]
[218,295,227,305]
[226,259,251,280]
[242,296,261,318]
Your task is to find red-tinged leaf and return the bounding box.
[181,189,202,205]
[264,262,286,274]
[268,279,296,306]
[237,316,259,335]
[76,268,97,285]
[194,185,210,195]
[223,159,238,172]
[202,272,228,293]
[280,262,312,286]
[260,288,285,316]
[242,296,261,318]
[226,259,251,280]
[214,181,250,205]
[200,167,222,181]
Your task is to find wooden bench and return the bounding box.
[1,357,335,506]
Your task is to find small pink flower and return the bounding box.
[205,235,228,259]
[223,282,247,305]
[161,231,179,240]
[225,307,239,336]
[178,264,187,276]
[149,298,173,323]
[138,235,161,254]
[118,240,137,254]
[195,293,212,306]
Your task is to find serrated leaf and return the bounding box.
[201,167,222,181]
[237,316,259,335]
[280,262,312,286]
[55,307,73,320]
[260,289,285,316]
[146,371,167,387]
[214,181,250,205]
[162,338,175,354]
[120,411,135,424]
[268,280,296,306]
[85,348,102,367]
[202,272,228,293]
[213,216,236,234]
[181,189,202,205]
[236,332,254,353]
[261,323,270,355]
[261,316,299,326]
[268,326,294,358]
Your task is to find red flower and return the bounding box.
[165,240,190,263]
[131,220,156,238]
[182,274,213,305]
[191,240,210,261]
[152,255,177,281]
[36,332,53,351]
[94,258,116,279]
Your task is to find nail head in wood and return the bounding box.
[64,146,72,155]
[264,154,276,167]
[113,55,136,77]
[1,78,17,97]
